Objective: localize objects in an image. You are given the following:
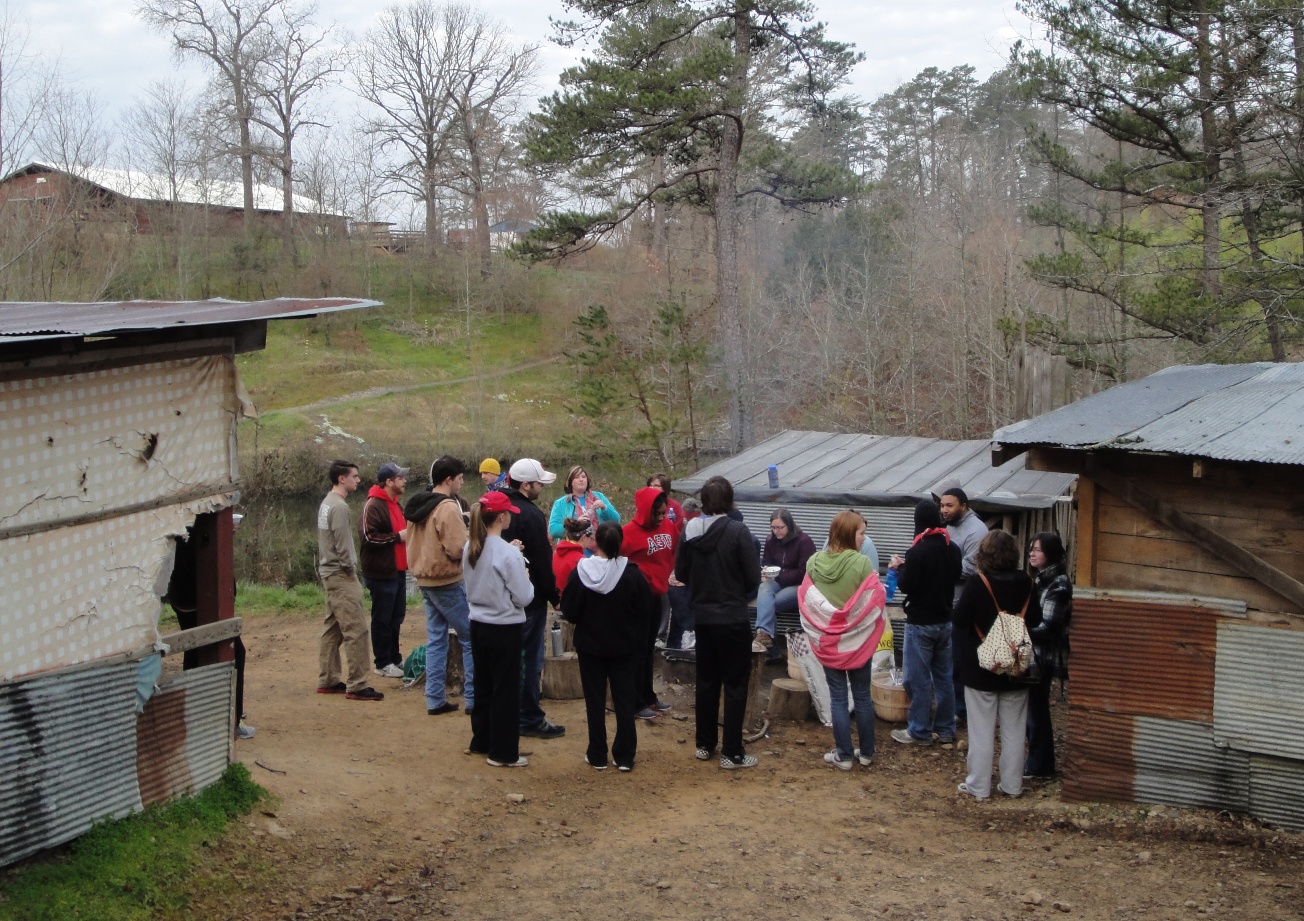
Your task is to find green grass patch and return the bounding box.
[236,580,325,614]
[0,764,265,921]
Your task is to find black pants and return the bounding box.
[365,574,407,669]
[470,620,523,764]
[1025,665,1057,776]
[694,622,752,759]
[578,652,637,768]
[634,593,663,710]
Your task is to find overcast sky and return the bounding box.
[25,0,1033,141]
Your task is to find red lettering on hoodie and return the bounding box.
[621,486,679,595]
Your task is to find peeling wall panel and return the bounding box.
[0,662,142,867]
[1213,621,1304,762]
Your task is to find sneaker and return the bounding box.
[956,782,989,800]
[316,682,346,694]
[751,629,773,654]
[236,723,256,740]
[654,638,667,649]
[617,763,633,773]
[521,720,566,739]
[345,687,385,701]
[891,728,931,745]
[720,754,758,770]
[584,755,607,771]
[486,756,528,767]
[935,735,956,745]
[375,663,404,679]
[653,700,673,712]
[695,747,714,761]
[853,748,873,766]
[427,702,459,716]
[823,750,853,771]
[681,630,695,650]
[636,707,659,720]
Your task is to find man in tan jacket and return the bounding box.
[404,455,473,716]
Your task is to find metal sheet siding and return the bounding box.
[136,663,233,807]
[679,431,1075,510]
[1248,754,1304,832]
[1213,622,1304,761]
[1132,716,1250,812]
[1062,707,1135,803]
[0,662,142,866]
[1070,594,1219,722]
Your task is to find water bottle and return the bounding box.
[767,464,779,488]
[549,625,564,657]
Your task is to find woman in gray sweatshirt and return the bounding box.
[463,490,534,767]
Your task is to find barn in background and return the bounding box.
[994,361,1304,831]
[0,296,378,866]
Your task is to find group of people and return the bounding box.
[315,457,1071,788]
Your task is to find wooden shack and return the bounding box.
[994,362,1304,831]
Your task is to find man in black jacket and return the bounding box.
[500,458,566,739]
[887,499,962,745]
[675,476,762,769]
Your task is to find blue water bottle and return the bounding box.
[767,464,779,488]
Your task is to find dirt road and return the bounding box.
[204,613,1303,921]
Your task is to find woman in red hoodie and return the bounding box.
[552,517,596,595]
[621,487,679,719]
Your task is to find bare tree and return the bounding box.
[137,0,285,230]
[123,80,199,201]
[251,0,341,256]
[0,6,53,176]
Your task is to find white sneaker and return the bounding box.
[823,750,853,771]
[236,723,256,740]
[376,664,404,679]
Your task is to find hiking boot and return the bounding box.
[891,728,931,745]
[345,687,385,701]
[316,682,346,694]
[427,702,459,716]
[521,720,566,739]
[720,754,758,770]
[823,750,853,771]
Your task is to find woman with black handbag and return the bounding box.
[952,530,1043,799]
[1025,532,1072,779]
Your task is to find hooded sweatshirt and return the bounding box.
[359,485,407,580]
[553,540,587,596]
[674,514,762,626]
[762,527,817,589]
[805,549,875,609]
[559,555,653,657]
[403,490,466,587]
[621,486,679,595]
[898,500,963,625]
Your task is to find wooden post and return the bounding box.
[192,509,235,667]
[1075,476,1098,587]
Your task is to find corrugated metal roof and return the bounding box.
[0,662,142,866]
[1248,754,1304,832]
[677,431,1076,511]
[1069,592,1221,722]
[995,362,1304,466]
[1213,621,1304,761]
[9,161,330,214]
[1133,716,1250,812]
[0,297,380,343]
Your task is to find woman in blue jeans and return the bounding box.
[754,508,816,653]
[798,510,889,770]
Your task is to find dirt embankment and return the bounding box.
[199,613,1302,921]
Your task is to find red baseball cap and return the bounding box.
[478,491,520,515]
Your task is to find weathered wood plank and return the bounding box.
[1098,500,1304,559]
[1075,477,1099,587]
[159,617,243,655]
[1095,560,1292,614]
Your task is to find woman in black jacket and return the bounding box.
[953,530,1043,799]
[560,522,655,772]
[1025,532,1071,779]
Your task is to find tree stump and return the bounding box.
[446,630,464,693]
[768,677,813,722]
[559,619,576,653]
[542,651,584,699]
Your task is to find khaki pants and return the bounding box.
[319,572,371,692]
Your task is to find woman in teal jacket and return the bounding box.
[548,465,621,540]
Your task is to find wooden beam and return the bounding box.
[159,617,243,656]
[1090,464,1304,611]
[1075,477,1098,586]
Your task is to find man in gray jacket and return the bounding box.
[941,486,987,723]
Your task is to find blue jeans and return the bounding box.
[755,580,798,638]
[365,574,407,669]
[421,583,474,711]
[904,622,956,741]
[824,662,876,761]
[519,605,549,731]
[666,584,693,648]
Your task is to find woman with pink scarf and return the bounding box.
[798,510,888,770]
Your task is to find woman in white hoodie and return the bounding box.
[464,490,534,768]
[560,522,655,772]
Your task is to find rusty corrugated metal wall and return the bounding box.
[1065,589,1304,831]
[137,662,234,807]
